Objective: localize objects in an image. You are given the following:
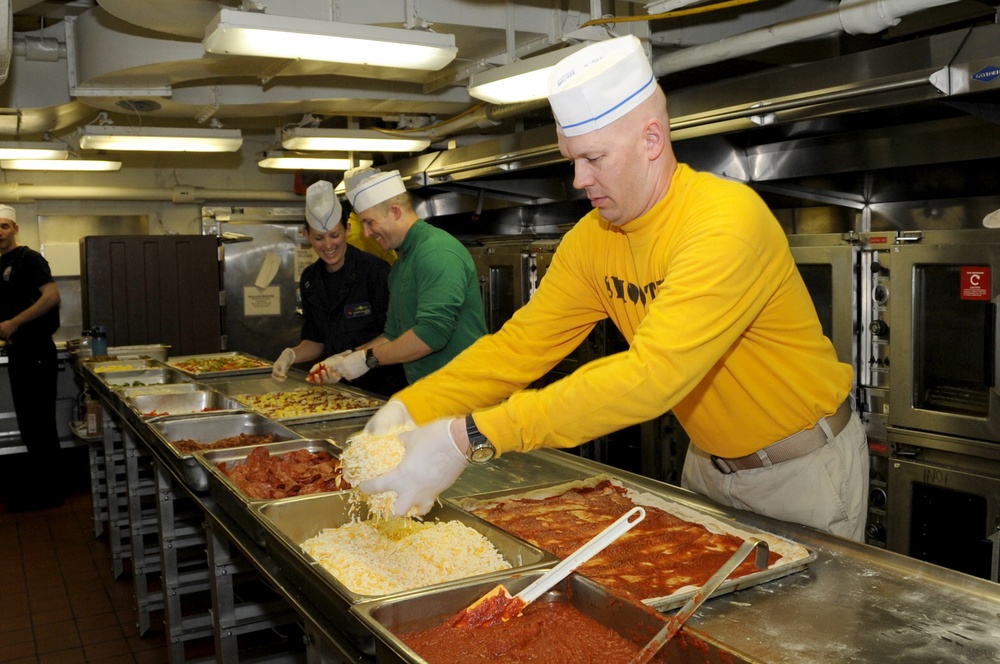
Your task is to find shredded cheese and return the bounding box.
[341,427,410,520]
[301,519,511,596]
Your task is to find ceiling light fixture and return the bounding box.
[281,128,430,153]
[1,158,122,172]
[468,43,590,104]
[78,126,243,152]
[257,150,373,171]
[203,9,458,71]
[0,142,69,160]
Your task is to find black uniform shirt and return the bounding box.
[0,246,60,346]
[299,243,390,356]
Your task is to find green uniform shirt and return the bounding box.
[384,219,487,384]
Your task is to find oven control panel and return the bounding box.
[860,233,896,548]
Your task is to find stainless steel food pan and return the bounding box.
[352,570,754,664]
[210,375,383,424]
[166,352,273,378]
[108,344,171,362]
[253,492,556,655]
[148,411,302,492]
[124,389,245,420]
[100,367,194,389]
[196,439,345,544]
[117,382,205,398]
[87,358,163,375]
[450,474,817,613]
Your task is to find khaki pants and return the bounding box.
[681,412,870,542]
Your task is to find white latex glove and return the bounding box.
[359,418,468,517]
[363,400,416,436]
[307,350,352,384]
[335,349,370,381]
[271,348,296,381]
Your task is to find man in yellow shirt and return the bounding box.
[361,35,869,541]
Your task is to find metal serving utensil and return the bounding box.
[630,536,769,664]
[451,506,646,628]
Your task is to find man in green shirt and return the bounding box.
[310,169,486,387]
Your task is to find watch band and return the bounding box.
[364,347,380,369]
[464,415,496,463]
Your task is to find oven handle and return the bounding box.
[987,302,997,389]
[990,529,1000,583]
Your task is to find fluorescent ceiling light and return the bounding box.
[0,142,69,160]
[468,43,590,104]
[78,126,243,152]
[282,128,430,153]
[204,9,457,71]
[1,158,122,171]
[257,151,373,171]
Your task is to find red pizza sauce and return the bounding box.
[471,481,782,602]
[401,598,663,664]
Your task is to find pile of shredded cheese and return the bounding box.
[340,427,410,520]
[301,519,511,596]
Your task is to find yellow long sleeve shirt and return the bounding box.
[395,164,853,458]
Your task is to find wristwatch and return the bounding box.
[464,415,496,463]
[364,347,380,369]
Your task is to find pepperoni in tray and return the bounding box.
[219,445,349,499]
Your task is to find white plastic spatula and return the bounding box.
[451,506,646,628]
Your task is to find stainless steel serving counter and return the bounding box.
[78,360,1000,664]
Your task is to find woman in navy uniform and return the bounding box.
[271,180,406,397]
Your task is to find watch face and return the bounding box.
[469,443,495,463]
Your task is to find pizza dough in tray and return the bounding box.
[450,474,816,611]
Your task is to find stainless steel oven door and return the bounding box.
[886,428,1000,581]
[889,242,1000,442]
[789,242,858,369]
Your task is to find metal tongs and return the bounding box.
[630,537,769,664]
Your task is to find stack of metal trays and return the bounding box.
[123,388,246,421]
[352,570,753,664]
[147,411,302,492]
[253,492,557,655]
[210,375,383,424]
[195,439,345,544]
[165,351,274,378]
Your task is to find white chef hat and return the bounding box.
[347,170,406,213]
[0,204,16,223]
[305,180,343,233]
[342,166,381,194]
[547,35,656,137]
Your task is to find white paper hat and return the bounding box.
[0,204,15,223]
[347,170,406,213]
[547,35,656,137]
[305,180,343,232]
[342,166,380,194]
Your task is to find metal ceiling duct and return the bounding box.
[382,22,1000,190]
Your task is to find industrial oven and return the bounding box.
[859,229,1000,579]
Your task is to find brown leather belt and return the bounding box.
[711,399,853,474]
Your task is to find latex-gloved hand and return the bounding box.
[359,418,468,518]
[271,348,296,381]
[307,350,351,384]
[335,349,370,381]
[363,400,415,436]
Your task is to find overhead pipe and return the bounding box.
[0,183,301,203]
[422,98,551,142]
[652,0,963,76]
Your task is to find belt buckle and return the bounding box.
[710,455,734,475]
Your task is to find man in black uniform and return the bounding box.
[0,204,63,511]
[271,180,405,397]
